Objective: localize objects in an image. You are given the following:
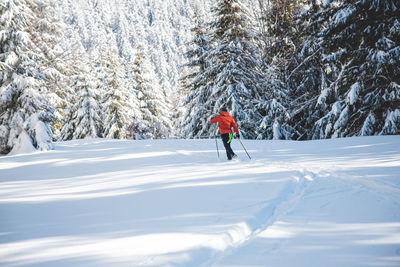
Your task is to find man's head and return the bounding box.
[221,107,228,113]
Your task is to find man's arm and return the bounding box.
[210,115,219,124]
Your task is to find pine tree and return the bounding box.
[255,64,293,139]
[0,0,55,154]
[133,49,171,139]
[180,14,213,138]
[101,49,133,139]
[314,0,400,138]
[205,0,265,139]
[260,0,303,66]
[124,56,147,140]
[284,1,331,140]
[28,0,76,137]
[253,0,306,139]
[60,65,102,140]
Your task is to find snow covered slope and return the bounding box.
[0,137,399,266]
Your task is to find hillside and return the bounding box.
[1,136,399,266]
[56,0,212,92]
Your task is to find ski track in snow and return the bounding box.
[0,136,399,267]
[201,169,314,267]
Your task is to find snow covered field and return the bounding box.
[0,136,399,267]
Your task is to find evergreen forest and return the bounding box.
[1,0,399,154]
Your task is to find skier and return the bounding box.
[210,107,240,160]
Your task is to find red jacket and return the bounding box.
[210,111,239,135]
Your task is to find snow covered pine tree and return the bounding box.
[314,0,400,138]
[180,13,213,138]
[133,49,171,139]
[255,0,300,140]
[60,68,102,140]
[188,0,265,139]
[0,0,55,154]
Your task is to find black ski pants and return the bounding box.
[221,133,236,160]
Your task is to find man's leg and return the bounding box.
[221,133,235,160]
[226,133,237,159]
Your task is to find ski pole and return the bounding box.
[238,138,251,160]
[214,125,219,158]
[215,137,219,158]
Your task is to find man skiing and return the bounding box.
[210,107,240,160]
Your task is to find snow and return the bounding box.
[317,88,329,106]
[272,119,282,140]
[381,109,400,135]
[332,5,355,26]
[331,101,341,116]
[8,131,36,156]
[5,51,18,67]
[347,82,360,105]
[0,136,399,266]
[361,112,376,136]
